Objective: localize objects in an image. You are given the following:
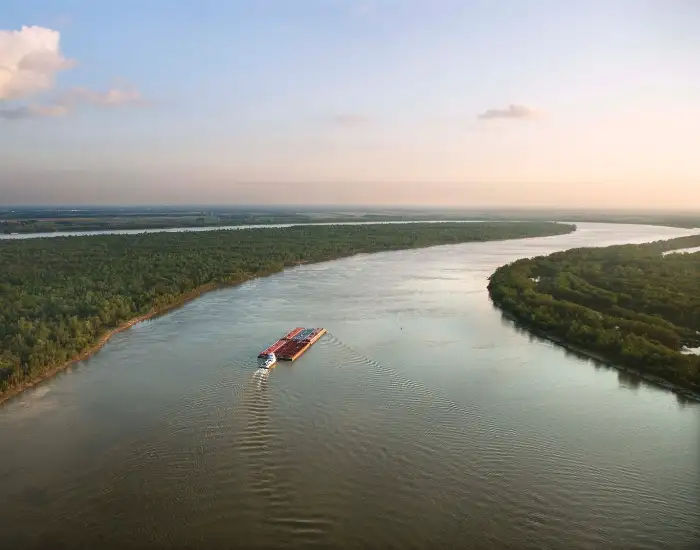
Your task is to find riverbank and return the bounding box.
[497,309,700,403]
[0,281,227,405]
[0,221,576,404]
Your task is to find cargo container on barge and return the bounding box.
[258,327,326,362]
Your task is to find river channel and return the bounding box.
[0,222,698,548]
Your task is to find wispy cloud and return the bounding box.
[56,86,144,107]
[478,104,537,120]
[0,87,143,119]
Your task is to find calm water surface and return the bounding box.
[1,223,698,549]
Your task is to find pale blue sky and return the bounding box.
[1,1,699,207]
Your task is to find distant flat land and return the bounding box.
[0,206,698,233]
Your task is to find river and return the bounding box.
[1,222,698,549]
[0,219,490,240]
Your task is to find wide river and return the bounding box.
[1,223,698,549]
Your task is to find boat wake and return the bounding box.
[252,367,270,389]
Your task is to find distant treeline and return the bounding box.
[488,235,700,393]
[2,206,698,233]
[0,222,573,398]
[0,212,332,233]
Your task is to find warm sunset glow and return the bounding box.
[1,2,699,208]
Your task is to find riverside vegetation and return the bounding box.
[0,221,573,399]
[488,235,700,394]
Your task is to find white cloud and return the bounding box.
[0,25,73,100]
[0,25,144,121]
[478,104,537,120]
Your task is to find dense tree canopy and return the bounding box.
[488,235,700,393]
[0,222,573,397]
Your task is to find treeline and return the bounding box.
[0,222,573,397]
[4,207,699,234]
[1,213,321,234]
[0,212,475,234]
[488,235,700,392]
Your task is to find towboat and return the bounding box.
[257,352,277,369]
[258,328,327,362]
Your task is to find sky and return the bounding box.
[1,0,699,208]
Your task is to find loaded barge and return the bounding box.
[258,327,326,364]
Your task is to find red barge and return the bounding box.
[258,327,327,362]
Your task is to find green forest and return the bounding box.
[0,221,573,397]
[488,235,700,393]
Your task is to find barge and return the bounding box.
[258,327,326,362]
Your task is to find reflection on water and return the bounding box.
[617,370,642,391]
[0,223,699,549]
[498,311,695,404]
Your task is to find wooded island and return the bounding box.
[488,235,700,395]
